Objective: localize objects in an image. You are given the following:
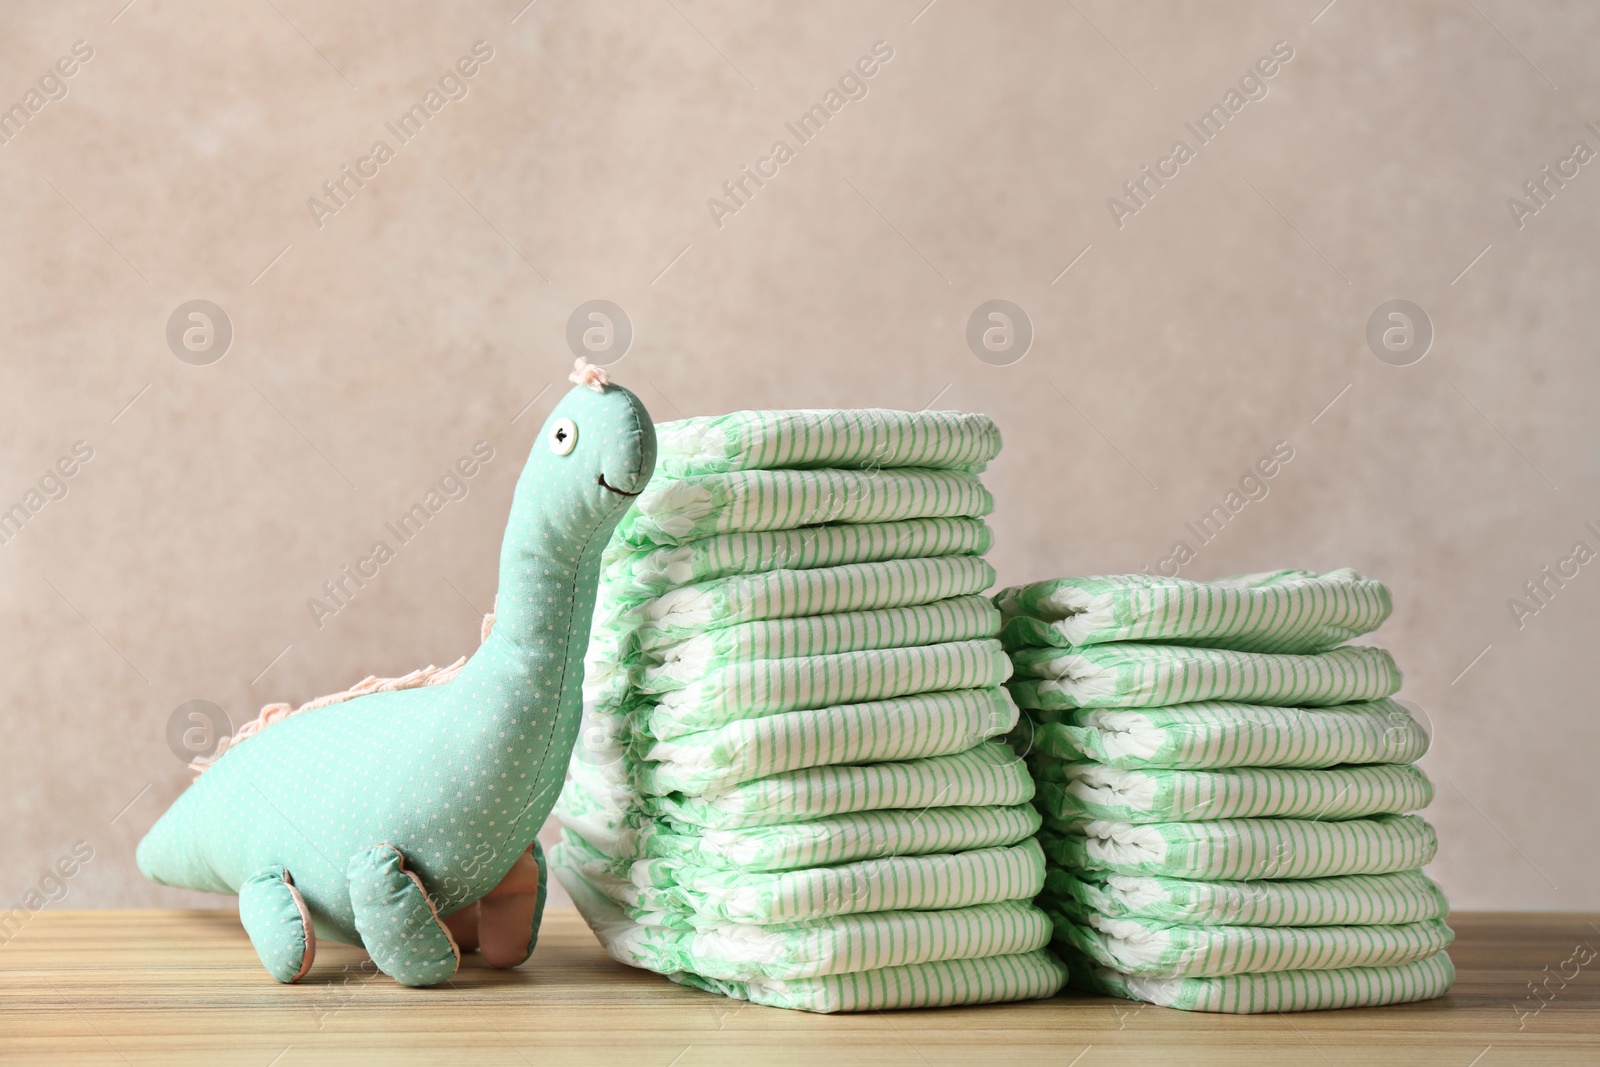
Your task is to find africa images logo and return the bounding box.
[1106,41,1295,229]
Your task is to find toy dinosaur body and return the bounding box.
[138,363,655,986]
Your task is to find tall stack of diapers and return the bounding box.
[996,570,1455,1013]
[552,409,1067,1013]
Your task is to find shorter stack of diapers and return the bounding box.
[552,408,1067,1012]
[996,569,1454,1013]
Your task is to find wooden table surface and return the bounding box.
[1,910,1596,1065]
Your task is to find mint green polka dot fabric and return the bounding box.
[137,377,656,987]
[1000,568,1451,1012]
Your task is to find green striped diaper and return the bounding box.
[637,639,1013,739]
[639,596,1000,685]
[635,686,1018,793]
[1014,698,1428,769]
[1031,761,1433,823]
[569,700,634,777]
[995,568,1391,654]
[632,839,1047,924]
[1040,814,1438,880]
[651,742,1035,829]
[1043,868,1449,927]
[588,892,1051,980]
[1008,643,1401,709]
[677,951,1068,1012]
[599,517,993,600]
[561,799,1039,876]
[1076,951,1454,1013]
[580,559,998,707]
[559,864,1063,1010]
[562,738,1036,841]
[553,771,641,857]
[621,556,998,650]
[556,833,1046,926]
[643,805,1042,872]
[550,831,655,898]
[645,902,1051,980]
[654,409,1003,479]
[1050,910,1453,977]
[618,468,993,548]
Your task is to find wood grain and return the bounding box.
[1,910,1596,1065]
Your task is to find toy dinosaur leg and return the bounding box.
[238,867,316,983]
[442,903,480,954]
[478,840,549,969]
[347,845,460,988]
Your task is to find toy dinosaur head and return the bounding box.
[513,358,656,539]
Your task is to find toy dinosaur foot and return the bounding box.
[238,867,316,983]
[478,841,547,969]
[434,842,548,969]
[348,845,460,988]
[442,903,480,954]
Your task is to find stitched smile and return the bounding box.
[598,474,641,497]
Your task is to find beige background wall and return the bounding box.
[1,0,1595,916]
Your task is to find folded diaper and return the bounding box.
[622,555,998,650]
[601,517,993,600]
[1044,868,1449,927]
[1041,814,1438,881]
[581,558,999,705]
[651,742,1035,829]
[630,839,1047,924]
[636,686,1018,794]
[575,889,1052,980]
[638,639,1012,739]
[618,467,993,548]
[995,568,1391,654]
[558,408,1065,1012]
[553,773,643,857]
[642,805,1043,872]
[640,596,1000,684]
[560,800,1039,878]
[1001,566,1452,1013]
[1076,951,1454,1013]
[1015,698,1428,769]
[1008,643,1401,709]
[675,951,1070,1012]
[1031,761,1433,823]
[1050,911,1452,978]
[654,408,1003,479]
[561,740,1037,847]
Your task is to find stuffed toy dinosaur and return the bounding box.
[137,360,655,986]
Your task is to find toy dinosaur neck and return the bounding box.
[489,476,621,658]
[486,517,613,677]
[418,483,623,872]
[450,472,621,745]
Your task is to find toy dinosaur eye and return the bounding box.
[548,418,578,456]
